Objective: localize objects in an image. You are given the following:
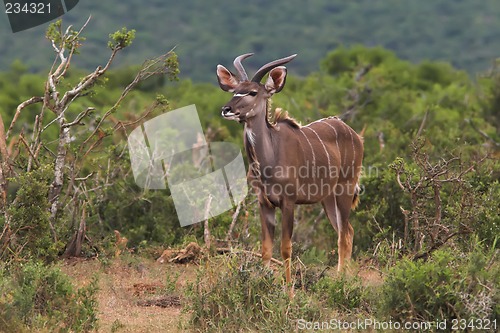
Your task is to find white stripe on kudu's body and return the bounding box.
[217,53,363,297]
[299,127,316,169]
[320,120,341,156]
[302,125,331,173]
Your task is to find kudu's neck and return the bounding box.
[244,99,275,167]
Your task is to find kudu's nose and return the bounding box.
[221,105,232,115]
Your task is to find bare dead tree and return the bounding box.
[391,139,488,259]
[0,18,179,258]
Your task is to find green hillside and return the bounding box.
[1,0,500,81]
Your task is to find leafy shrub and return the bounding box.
[5,165,63,262]
[312,274,367,312]
[378,244,499,322]
[0,261,99,332]
[473,180,500,247]
[184,253,324,332]
[295,246,329,266]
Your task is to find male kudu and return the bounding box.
[216,54,363,290]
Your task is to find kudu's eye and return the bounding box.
[249,91,258,96]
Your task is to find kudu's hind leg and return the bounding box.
[259,203,276,267]
[336,189,355,271]
[321,195,339,234]
[322,194,350,271]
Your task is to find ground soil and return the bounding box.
[59,256,197,333]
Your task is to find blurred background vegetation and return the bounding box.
[1,0,500,80]
[0,1,499,331]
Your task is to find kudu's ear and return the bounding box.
[216,65,240,92]
[264,66,287,94]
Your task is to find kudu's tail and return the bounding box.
[351,183,361,210]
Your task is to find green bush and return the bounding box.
[184,253,324,332]
[0,261,99,332]
[312,274,367,312]
[378,244,499,322]
[5,165,63,262]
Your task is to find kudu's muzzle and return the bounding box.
[221,104,241,122]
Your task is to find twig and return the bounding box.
[395,172,406,191]
[62,107,95,128]
[377,132,385,151]
[0,114,9,213]
[0,115,8,161]
[466,118,500,147]
[82,49,177,148]
[412,229,471,261]
[6,97,43,140]
[406,291,416,319]
[416,109,429,138]
[203,195,213,248]
[73,172,94,181]
[216,247,283,266]
[225,201,242,241]
[313,208,325,225]
[18,135,40,169]
[112,101,160,134]
[355,64,372,81]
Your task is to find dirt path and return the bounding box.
[59,257,197,333]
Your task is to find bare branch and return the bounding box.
[432,183,442,239]
[82,49,177,147]
[225,202,242,242]
[355,64,372,81]
[216,247,283,266]
[73,172,94,181]
[76,15,92,35]
[394,170,406,191]
[62,107,95,128]
[111,100,160,136]
[6,96,44,140]
[466,118,500,148]
[203,194,213,248]
[18,134,40,169]
[0,114,9,213]
[58,68,103,108]
[413,229,471,261]
[377,131,385,151]
[0,114,8,161]
[416,109,429,138]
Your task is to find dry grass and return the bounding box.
[59,256,197,333]
[57,253,384,332]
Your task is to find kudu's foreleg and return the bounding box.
[259,203,276,267]
[281,201,295,296]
